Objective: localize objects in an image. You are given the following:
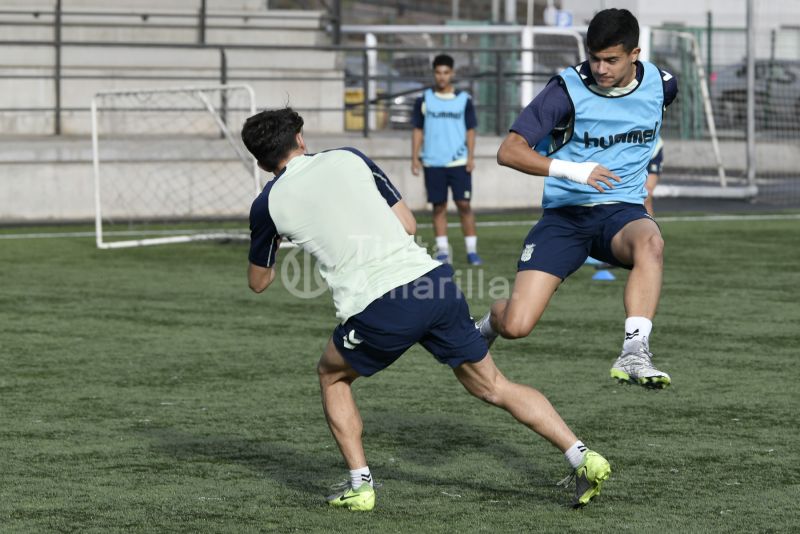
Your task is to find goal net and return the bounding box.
[649,29,754,199]
[91,84,260,249]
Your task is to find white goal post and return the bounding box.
[91,84,260,249]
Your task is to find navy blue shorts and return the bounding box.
[517,203,656,279]
[331,264,488,377]
[423,166,472,204]
[648,148,664,176]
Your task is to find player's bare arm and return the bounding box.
[411,128,423,176]
[497,132,550,175]
[497,132,621,193]
[248,262,276,293]
[391,200,417,235]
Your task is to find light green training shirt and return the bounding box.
[267,149,440,323]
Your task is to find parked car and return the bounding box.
[344,55,426,129]
[710,59,800,130]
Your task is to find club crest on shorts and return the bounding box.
[520,243,536,262]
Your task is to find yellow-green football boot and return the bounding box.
[561,451,611,508]
[326,482,375,511]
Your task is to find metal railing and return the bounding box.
[0,1,330,43]
[0,42,574,139]
[0,2,330,135]
[0,4,588,137]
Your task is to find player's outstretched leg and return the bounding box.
[318,339,376,511]
[453,353,611,507]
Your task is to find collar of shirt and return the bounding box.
[433,90,457,100]
[588,76,639,97]
[274,153,309,178]
[579,61,642,97]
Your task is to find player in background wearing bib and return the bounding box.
[411,54,483,266]
[476,9,677,389]
[243,108,611,511]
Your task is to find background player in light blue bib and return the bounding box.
[411,54,482,266]
[477,8,677,390]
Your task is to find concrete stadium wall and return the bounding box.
[2,13,325,46]
[1,1,268,12]
[0,47,344,135]
[0,134,538,223]
[0,6,343,135]
[3,135,799,224]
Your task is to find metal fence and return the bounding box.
[0,6,585,137]
[651,23,800,205]
[340,25,586,135]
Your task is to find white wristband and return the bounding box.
[548,159,599,185]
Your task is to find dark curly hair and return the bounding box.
[432,54,454,69]
[241,107,304,172]
[586,8,639,53]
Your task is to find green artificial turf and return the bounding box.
[1,214,798,532]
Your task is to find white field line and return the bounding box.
[0,229,249,240]
[1,213,798,240]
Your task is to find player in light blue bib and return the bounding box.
[412,54,482,266]
[477,8,676,390]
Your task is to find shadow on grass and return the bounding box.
[362,410,563,504]
[139,412,565,506]
[139,427,336,491]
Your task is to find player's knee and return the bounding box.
[499,316,535,339]
[433,203,447,215]
[316,358,339,385]
[455,201,471,215]
[476,373,513,407]
[477,389,502,406]
[467,381,502,406]
[318,359,357,388]
[639,233,664,263]
[316,359,331,382]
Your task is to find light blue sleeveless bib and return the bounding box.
[421,89,470,167]
[538,62,664,208]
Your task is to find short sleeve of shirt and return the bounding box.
[248,186,280,268]
[411,96,424,129]
[340,147,403,207]
[464,95,477,130]
[661,69,678,107]
[510,78,573,148]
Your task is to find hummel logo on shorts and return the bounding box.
[343,330,363,350]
